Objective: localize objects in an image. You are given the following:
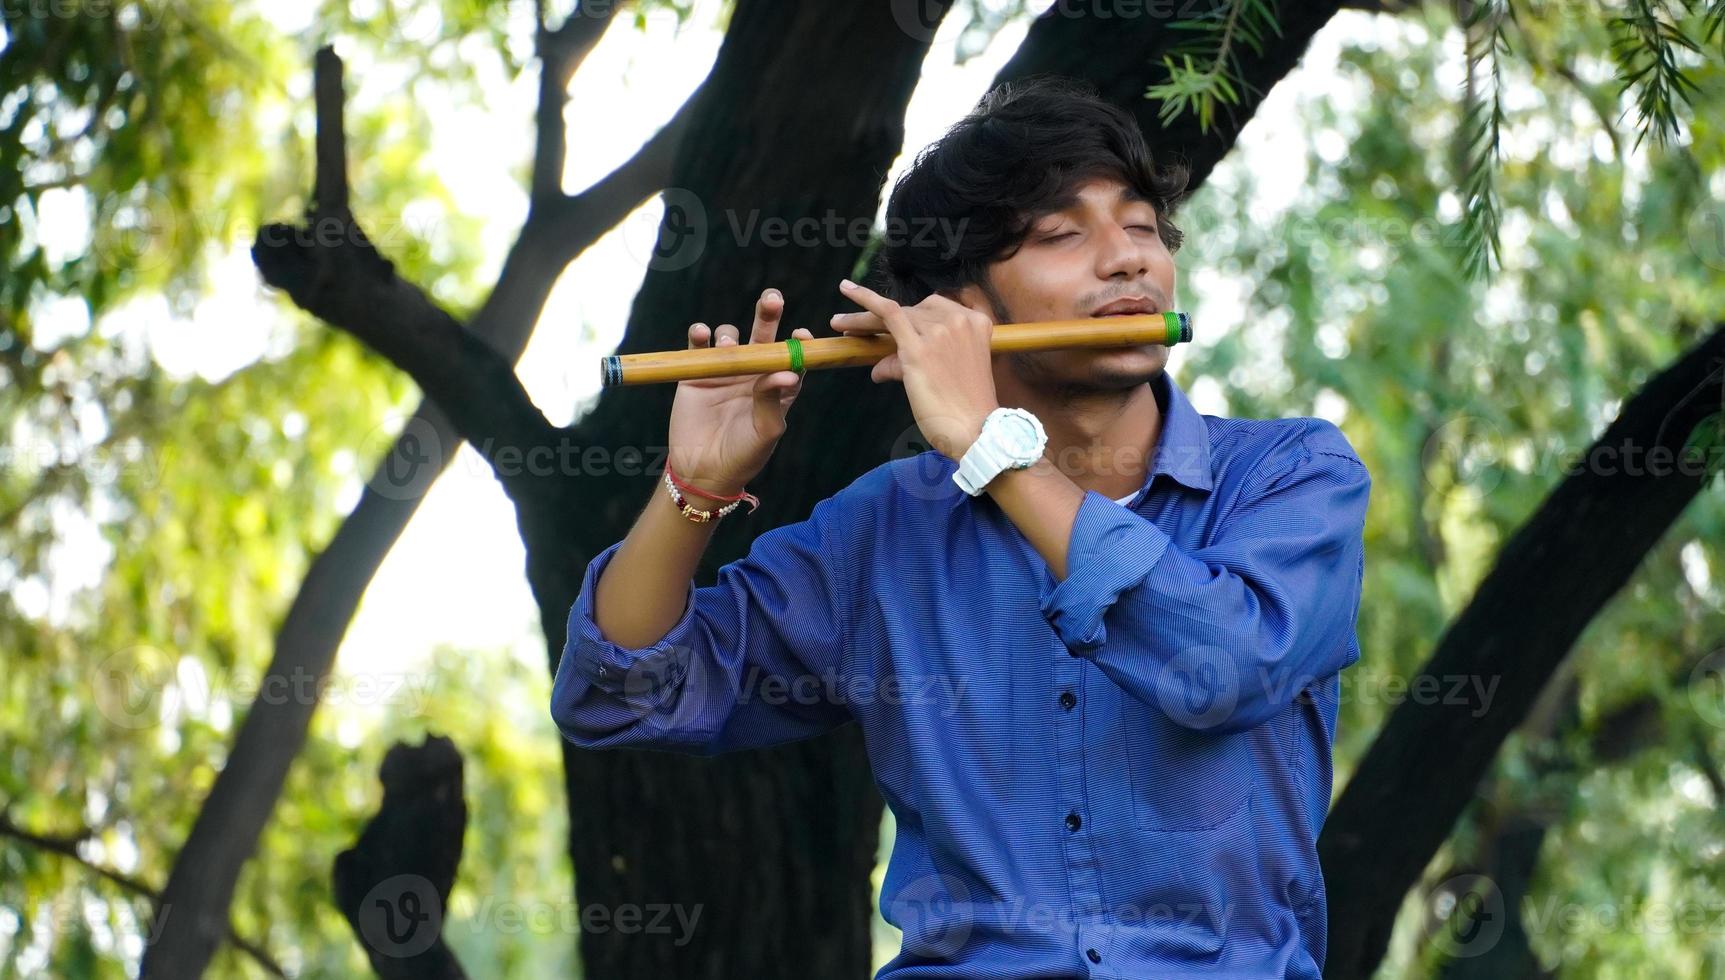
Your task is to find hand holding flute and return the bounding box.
[665,287,813,498]
[587,287,808,649]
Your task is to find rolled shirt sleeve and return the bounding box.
[1038,420,1371,734]
[551,491,855,755]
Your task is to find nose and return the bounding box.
[1095,220,1150,281]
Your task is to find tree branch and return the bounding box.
[250,46,557,479]
[1336,0,1424,14]
[251,216,556,469]
[1321,323,1725,979]
[996,0,1347,193]
[532,0,621,203]
[311,45,348,218]
[1427,631,1725,976]
[471,78,700,345]
[0,810,285,977]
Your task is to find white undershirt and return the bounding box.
[1112,491,1137,505]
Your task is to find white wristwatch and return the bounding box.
[953,407,1048,496]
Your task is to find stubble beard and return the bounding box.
[1005,348,1163,407]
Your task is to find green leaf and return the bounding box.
[1682,410,1725,483]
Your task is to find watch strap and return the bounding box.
[954,408,1042,496]
[954,435,1001,495]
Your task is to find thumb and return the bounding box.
[752,369,801,434]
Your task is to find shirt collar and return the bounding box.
[948,369,1214,509]
[1138,368,1215,497]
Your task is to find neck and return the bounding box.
[1000,375,1164,500]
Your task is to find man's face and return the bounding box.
[959,175,1178,397]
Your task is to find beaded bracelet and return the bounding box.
[662,460,760,524]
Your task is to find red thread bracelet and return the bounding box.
[665,459,760,513]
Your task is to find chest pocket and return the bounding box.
[1122,695,1255,831]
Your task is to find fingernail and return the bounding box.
[840,278,856,290]
[764,288,781,301]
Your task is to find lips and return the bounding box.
[1090,298,1160,317]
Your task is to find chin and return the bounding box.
[1085,345,1165,379]
[1008,346,1163,393]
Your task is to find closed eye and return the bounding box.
[1039,224,1155,242]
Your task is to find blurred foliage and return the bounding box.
[1154,0,1723,283]
[1175,5,1725,976]
[0,0,576,975]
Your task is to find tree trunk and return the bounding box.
[997,0,1346,193]
[532,2,939,974]
[333,735,470,980]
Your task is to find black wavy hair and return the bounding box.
[865,74,1190,313]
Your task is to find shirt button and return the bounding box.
[1059,690,1076,711]
[1087,948,1102,964]
[1065,811,1082,831]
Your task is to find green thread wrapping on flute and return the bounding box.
[786,336,805,375]
[1162,310,1178,344]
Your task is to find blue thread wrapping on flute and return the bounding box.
[602,355,621,387]
[1163,310,1192,346]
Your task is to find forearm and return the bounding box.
[554,478,856,755]
[1029,433,1372,731]
[983,457,1086,581]
[592,482,729,649]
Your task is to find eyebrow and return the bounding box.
[1029,183,1154,226]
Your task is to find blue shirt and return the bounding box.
[551,368,1371,979]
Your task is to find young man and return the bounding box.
[552,76,1370,979]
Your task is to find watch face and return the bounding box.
[998,413,1042,456]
